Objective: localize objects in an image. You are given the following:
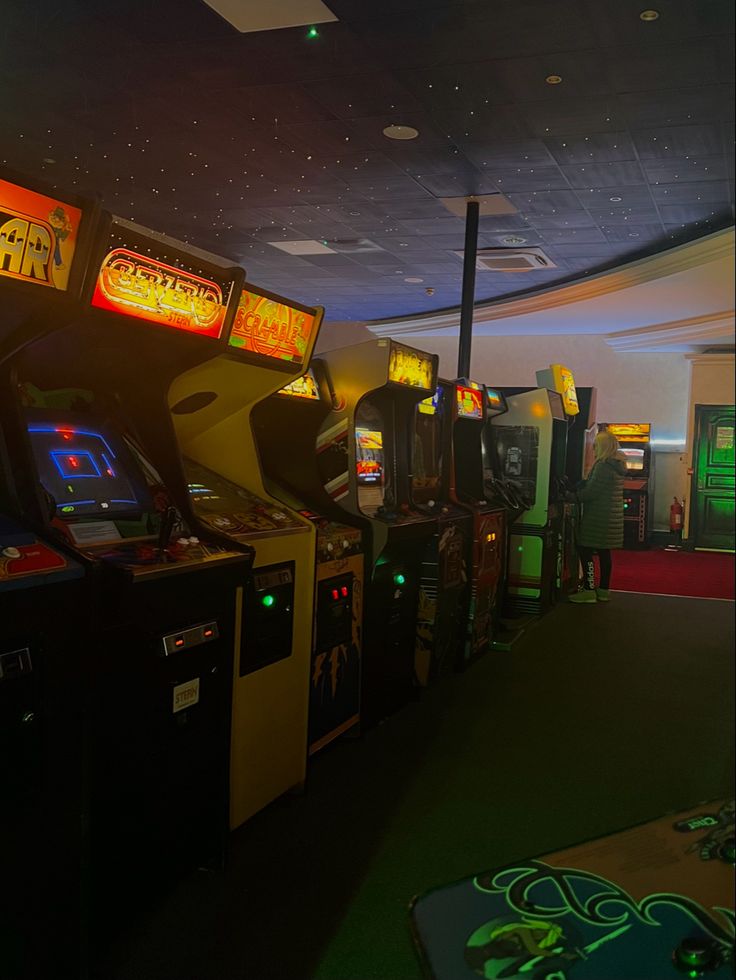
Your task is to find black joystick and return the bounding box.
[674,937,722,974]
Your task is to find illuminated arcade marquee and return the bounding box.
[456,383,484,420]
[387,342,436,391]
[0,176,83,292]
[228,285,317,366]
[605,422,651,443]
[90,217,240,339]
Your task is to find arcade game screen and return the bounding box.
[620,447,645,471]
[493,425,539,505]
[412,390,443,503]
[26,413,153,545]
[355,400,387,517]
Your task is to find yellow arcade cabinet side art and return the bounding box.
[168,284,323,828]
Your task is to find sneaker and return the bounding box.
[596,588,611,602]
[569,590,597,604]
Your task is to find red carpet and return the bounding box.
[611,548,735,600]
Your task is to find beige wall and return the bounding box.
[683,353,736,536]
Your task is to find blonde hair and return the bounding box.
[594,430,620,462]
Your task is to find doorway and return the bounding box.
[690,404,735,552]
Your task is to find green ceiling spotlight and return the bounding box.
[306,25,319,39]
[393,572,406,587]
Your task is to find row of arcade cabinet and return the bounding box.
[0,170,515,978]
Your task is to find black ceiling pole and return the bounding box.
[457,199,480,380]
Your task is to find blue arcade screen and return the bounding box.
[27,420,144,518]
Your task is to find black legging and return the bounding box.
[577,546,612,590]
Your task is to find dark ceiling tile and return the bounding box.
[461,139,556,170]
[302,73,422,119]
[545,132,636,165]
[433,106,532,142]
[508,189,585,213]
[632,124,724,160]
[588,207,662,225]
[537,227,609,244]
[379,200,458,220]
[521,98,626,137]
[345,176,436,201]
[618,85,735,128]
[413,172,499,197]
[322,151,408,180]
[600,223,665,243]
[485,167,570,193]
[397,63,509,110]
[658,202,733,223]
[648,179,732,204]
[530,211,599,229]
[395,216,467,237]
[477,215,535,233]
[561,161,645,188]
[585,0,730,46]
[550,243,622,258]
[575,184,656,207]
[642,157,730,182]
[491,51,616,103]
[228,84,338,125]
[379,144,478,176]
[279,119,371,156]
[605,40,721,92]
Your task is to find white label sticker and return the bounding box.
[173,677,200,714]
[68,521,122,545]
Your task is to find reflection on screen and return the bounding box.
[356,428,384,485]
[27,422,142,518]
[621,448,645,471]
[493,425,539,506]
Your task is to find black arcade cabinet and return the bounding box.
[316,339,439,727]
[0,170,97,979]
[7,210,254,962]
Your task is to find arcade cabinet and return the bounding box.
[0,170,97,978]
[490,385,569,616]
[536,364,584,596]
[316,339,439,727]
[252,362,364,754]
[167,282,323,827]
[9,212,254,955]
[409,381,472,683]
[441,380,506,666]
[600,422,655,547]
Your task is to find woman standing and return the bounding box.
[569,430,627,603]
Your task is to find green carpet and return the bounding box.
[99,593,734,980]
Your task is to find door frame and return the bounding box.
[689,403,735,551]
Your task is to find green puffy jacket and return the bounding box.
[575,455,628,549]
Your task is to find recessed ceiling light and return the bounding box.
[404,277,424,283]
[501,235,527,245]
[545,75,563,85]
[609,196,622,202]
[43,157,56,164]
[383,125,420,141]
[639,9,660,20]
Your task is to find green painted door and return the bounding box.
[692,405,735,552]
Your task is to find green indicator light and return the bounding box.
[307,25,319,38]
[394,573,406,586]
[61,506,75,513]
[261,594,276,608]
[517,545,523,552]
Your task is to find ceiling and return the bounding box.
[1,0,734,324]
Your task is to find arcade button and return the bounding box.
[2,547,22,559]
[673,937,722,975]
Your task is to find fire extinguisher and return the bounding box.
[667,497,684,550]
[670,497,683,532]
